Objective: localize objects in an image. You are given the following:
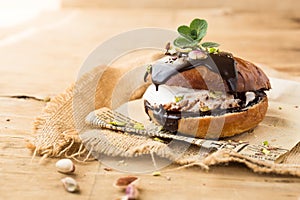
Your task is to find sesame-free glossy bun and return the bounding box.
[164,57,271,92]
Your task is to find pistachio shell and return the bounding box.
[125,184,139,199]
[55,159,75,174]
[61,177,79,193]
[188,50,208,60]
[113,176,140,190]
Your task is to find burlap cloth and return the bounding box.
[28,52,300,176]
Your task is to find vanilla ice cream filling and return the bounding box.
[143,84,256,113]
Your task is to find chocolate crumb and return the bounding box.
[6,118,10,122]
[165,42,170,51]
[104,167,113,171]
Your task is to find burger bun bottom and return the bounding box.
[145,96,268,139]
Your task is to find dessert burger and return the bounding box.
[143,18,271,139]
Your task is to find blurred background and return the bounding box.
[0,0,299,98]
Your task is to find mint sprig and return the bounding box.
[173,18,219,49]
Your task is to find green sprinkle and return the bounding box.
[134,123,145,130]
[146,64,152,73]
[209,91,223,99]
[174,95,184,103]
[109,121,126,127]
[152,171,161,176]
[158,126,164,131]
[153,137,165,143]
[200,106,210,112]
[207,47,219,54]
[262,140,269,146]
[262,148,270,155]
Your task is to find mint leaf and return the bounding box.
[173,18,219,49]
[177,25,193,41]
[173,37,197,48]
[201,42,220,48]
[190,19,208,41]
[190,29,198,40]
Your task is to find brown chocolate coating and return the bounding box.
[164,57,271,92]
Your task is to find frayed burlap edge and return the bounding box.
[28,65,106,162]
[80,128,300,176]
[28,52,164,162]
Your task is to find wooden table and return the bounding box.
[1,8,300,200]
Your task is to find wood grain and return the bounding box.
[0,7,299,200]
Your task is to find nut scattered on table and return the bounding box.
[151,171,161,176]
[61,177,80,193]
[55,159,75,174]
[114,176,140,200]
[113,176,139,190]
[125,184,139,199]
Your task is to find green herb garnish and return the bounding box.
[109,121,126,127]
[173,18,219,49]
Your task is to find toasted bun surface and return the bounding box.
[164,57,271,92]
[145,96,268,139]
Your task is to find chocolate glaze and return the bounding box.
[144,91,266,133]
[150,51,238,92]
[151,57,190,91]
[209,53,237,92]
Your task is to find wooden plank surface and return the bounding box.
[0,7,300,200]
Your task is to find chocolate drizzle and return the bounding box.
[150,51,238,92]
[150,57,190,91]
[209,53,238,92]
